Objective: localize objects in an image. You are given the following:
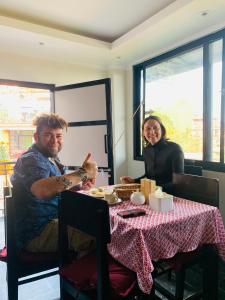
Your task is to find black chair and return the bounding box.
[184,165,203,176]
[172,173,219,207]
[0,187,59,300]
[59,190,153,300]
[155,173,219,300]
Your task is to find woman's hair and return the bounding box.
[142,115,166,143]
[33,113,68,134]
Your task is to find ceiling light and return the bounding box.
[200,11,208,17]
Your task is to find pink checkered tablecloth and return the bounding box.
[108,197,225,294]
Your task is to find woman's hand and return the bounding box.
[82,153,98,184]
[120,176,135,184]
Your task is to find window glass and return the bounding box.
[140,70,144,154]
[0,84,51,205]
[9,130,34,158]
[210,39,223,162]
[144,47,203,160]
[0,86,51,160]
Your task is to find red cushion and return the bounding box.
[60,253,96,290]
[59,253,137,297]
[90,256,137,297]
[0,247,7,262]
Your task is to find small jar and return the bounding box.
[130,191,145,205]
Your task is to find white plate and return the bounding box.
[108,198,122,206]
[89,192,105,198]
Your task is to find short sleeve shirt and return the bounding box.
[10,144,65,249]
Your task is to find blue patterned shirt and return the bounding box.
[11,144,65,249]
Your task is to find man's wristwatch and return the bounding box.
[77,168,89,183]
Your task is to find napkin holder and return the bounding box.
[140,178,156,204]
[149,188,173,212]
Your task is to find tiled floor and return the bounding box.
[0,217,60,300]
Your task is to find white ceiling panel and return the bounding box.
[0,0,175,41]
[0,0,225,69]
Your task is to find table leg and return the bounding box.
[202,244,219,300]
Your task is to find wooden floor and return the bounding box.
[0,217,60,300]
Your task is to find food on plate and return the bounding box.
[89,188,98,194]
[93,191,105,198]
[89,187,105,198]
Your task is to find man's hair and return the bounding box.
[33,113,68,133]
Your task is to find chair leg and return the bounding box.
[60,278,81,300]
[175,268,185,300]
[60,286,74,300]
[168,269,172,281]
[60,278,67,300]
[202,245,218,300]
[7,271,18,300]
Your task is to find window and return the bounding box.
[9,130,34,158]
[0,81,53,208]
[133,28,225,172]
[0,82,53,160]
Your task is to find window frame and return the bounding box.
[133,28,225,172]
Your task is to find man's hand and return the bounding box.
[120,176,135,184]
[82,153,98,186]
[81,180,93,190]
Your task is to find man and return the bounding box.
[11,113,97,254]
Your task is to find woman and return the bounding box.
[121,115,184,192]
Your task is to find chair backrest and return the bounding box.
[172,173,219,207]
[3,186,11,242]
[184,165,203,176]
[5,188,17,265]
[59,190,111,299]
[1,186,59,300]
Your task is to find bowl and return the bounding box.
[114,183,140,200]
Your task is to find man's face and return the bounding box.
[34,126,63,157]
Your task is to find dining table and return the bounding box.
[107,196,225,299]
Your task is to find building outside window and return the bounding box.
[0,83,52,210]
[133,28,225,171]
[0,85,51,161]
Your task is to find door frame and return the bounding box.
[0,79,55,111]
[54,78,114,185]
[0,78,114,185]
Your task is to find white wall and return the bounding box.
[125,68,145,179]
[0,52,107,85]
[107,69,127,183]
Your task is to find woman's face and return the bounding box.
[143,119,162,145]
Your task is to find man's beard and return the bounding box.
[36,143,61,158]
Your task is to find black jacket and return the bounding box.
[135,139,184,192]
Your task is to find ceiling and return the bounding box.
[0,0,176,42]
[0,0,225,69]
